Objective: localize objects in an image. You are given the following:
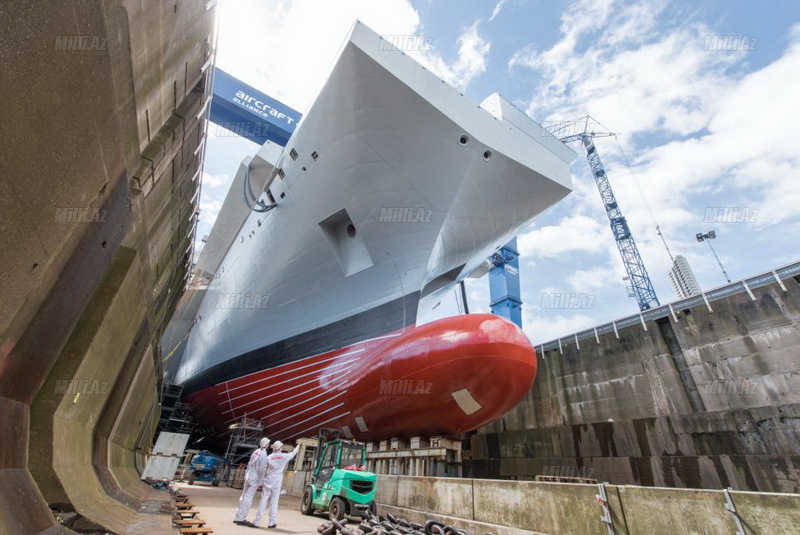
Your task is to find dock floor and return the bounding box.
[173,482,324,534]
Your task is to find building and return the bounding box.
[668,255,701,298]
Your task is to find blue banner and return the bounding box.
[209,68,301,146]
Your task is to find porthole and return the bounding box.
[483,150,492,161]
[459,135,470,146]
[347,224,356,238]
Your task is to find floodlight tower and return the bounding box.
[696,230,731,283]
[551,116,659,311]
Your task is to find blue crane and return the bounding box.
[488,238,522,327]
[554,116,659,311]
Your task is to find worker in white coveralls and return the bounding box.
[260,440,299,528]
[233,437,270,527]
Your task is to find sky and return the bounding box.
[197,0,800,346]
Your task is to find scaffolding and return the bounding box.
[157,383,195,434]
[224,414,263,466]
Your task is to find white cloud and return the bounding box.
[510,7,736,138]
[406,21,491,91]
[489,0,506,22]
[216,0,422,111]
[523,312,598,345]
[201,172,230,189]
[508,3,800,343]
[216,0,490,111]
[199,198,223,226]
[518,214,609,258]
[565,264,624,294]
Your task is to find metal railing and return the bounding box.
[536,260,800,354]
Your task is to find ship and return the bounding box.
[175,21,576,443]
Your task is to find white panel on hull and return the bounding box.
[355,416,369,433]
[451,388,482,415]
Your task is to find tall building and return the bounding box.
[668,255,702,299]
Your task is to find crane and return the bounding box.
[550,116,659,311]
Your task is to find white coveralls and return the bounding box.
[233,446,269,523]
[257,445,299,527]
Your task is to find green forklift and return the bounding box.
[300,428,378,520]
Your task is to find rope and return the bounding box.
[612,135,674,262]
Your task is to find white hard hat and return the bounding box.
[260,437,270,448]
[271,440,283,451]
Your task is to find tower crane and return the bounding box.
[550,116,659,311]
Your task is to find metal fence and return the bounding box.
[536,260,800,355]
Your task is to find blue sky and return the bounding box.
[198,0,800,345]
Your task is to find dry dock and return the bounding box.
[2,1,799,534]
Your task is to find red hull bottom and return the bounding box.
[185,314,536,443]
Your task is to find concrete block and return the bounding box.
[410,436,430,449]
[375,474,399,506]
[618,485,732,534]
[473,479,627,534]
[396,476,473,520]
[730,489,800,533]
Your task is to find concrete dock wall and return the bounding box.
[0,1,216,533]
[471,278,800,492]
[366,475,800,535]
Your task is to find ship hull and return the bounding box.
[176,21,575,443]
[184,314,536,442]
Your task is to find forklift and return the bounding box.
[300,428,378,520]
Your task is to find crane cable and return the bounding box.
[611,135,679,295]
[613,135,676,263]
